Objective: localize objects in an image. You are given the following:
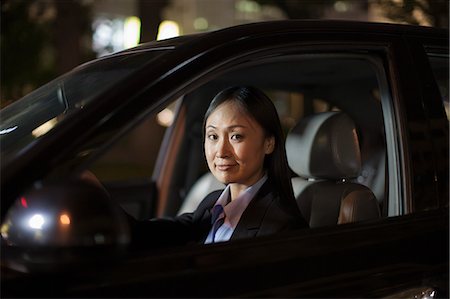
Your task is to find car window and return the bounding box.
[90,114,167,182]
[427,54,449,120]
[87,100,179,219]
[73,40,437,238]
[0,51,166,161]
[82,53,396,225]
[148,53,391,221]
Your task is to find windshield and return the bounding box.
[0,50,166,160]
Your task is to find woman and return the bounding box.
[130,86,308,247]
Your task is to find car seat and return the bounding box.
[285,111,381,228]
[177,173,224,215]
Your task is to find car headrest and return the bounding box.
[286,112,361,180]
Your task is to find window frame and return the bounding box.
[150,42,400,219]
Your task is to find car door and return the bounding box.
[76,25,449,297]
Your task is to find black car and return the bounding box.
[1,20,448,298]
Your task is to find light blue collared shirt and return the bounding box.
[204,174,268,244]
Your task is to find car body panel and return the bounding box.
[3,209,447,297]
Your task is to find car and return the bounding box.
[1,20,448,298]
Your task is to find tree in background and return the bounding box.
[1,0,53,107]
[53,0,94,74]
[2,0,447,108]
[256,0,448,28]
[374,0,448,28]
[255,0,337,19]
[1,0,93,107]
[1,0,171,107]
[139,0,169,43]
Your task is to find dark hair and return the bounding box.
[203,86,301,216]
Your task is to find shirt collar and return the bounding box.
[213,174,268,229]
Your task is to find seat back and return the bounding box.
[178,172,224,215]
[286,112,380,227]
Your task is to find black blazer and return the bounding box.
[129,180,307,248]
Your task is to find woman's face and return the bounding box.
[204,100,274,188]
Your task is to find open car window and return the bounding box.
[168,54,389,219]
[87,52,393,227]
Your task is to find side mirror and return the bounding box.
[1,179,130,273]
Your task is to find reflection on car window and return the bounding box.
[88,100,178,219]
[0,51,165,160]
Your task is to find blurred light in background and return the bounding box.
[0,222,9,239]
[193,17,209,31]
[334,1,350,13]
[21,197,28,208]
[157,20,180,40]
[29,214,45,230]
[60,214,71,225]
[93,15,141,57]
[157,108,175,127]
[124,16,141,49]
[235,0,261,13]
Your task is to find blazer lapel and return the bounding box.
[190,190,221,243]
[231,180,275,240]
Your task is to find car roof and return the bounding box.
[119,20,448,55]
[78,19,447,75]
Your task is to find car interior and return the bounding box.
[90,53,388,231]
